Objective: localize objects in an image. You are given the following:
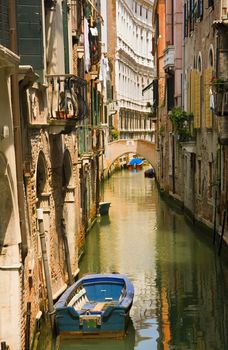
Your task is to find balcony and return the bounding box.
[163,45,175,72]
[46,74,88,134]
[213,82,228,116]
[219,116,228,145]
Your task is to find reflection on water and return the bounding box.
[59,320,135,350]
[40,169,228,349]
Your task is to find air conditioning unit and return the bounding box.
[221,0,228,20]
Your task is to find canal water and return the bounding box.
[40,169,228,349]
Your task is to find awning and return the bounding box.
[128,158,143,166]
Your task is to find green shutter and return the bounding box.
[167,75,174,111]
[0,0,10,48]
[62,0,69,74]
[16,0,44,77]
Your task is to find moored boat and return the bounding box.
[127,157,143,170]
[55,273,134,337]
[99,202,111,215]
[144,167,155,178]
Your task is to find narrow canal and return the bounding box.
[41,168,228,349]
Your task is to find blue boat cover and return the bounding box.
[128,158,143,166]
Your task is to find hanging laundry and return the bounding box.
[209,88,215,111]
[84,18,91,72]
[90,27,98,36]
[99,53,110,89]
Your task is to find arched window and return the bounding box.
[197,53,202,74]
[36,151,48,197]
[193,55,197,69]
[209,46,214,68]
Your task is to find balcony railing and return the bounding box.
[213,84,228,116]
[46,74,88,122]
[163,45,175,71]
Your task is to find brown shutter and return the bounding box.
[194,70,201,129]
[204,68,213,129]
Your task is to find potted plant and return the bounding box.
[211,77,228,93]
[169,107,193,142]
[110,127,119,140]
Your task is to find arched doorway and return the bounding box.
[36,151,51,299]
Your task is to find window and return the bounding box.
[208,0,214,9]
[0,0,10,48]
[197,53,202,74]
[193,55,197,69]
[167,74,175,111]
[146,9,148,19]
[209,47,214,68]
[189,0,194,32]
[155,14,159,40]
[140,5,142,16]
[135,2,137,13]
[184,3,188,37]
[197,0,203,20]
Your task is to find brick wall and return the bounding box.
[21,128,82,345]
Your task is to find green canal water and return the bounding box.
[39,169,228,349]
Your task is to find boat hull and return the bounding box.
[55,274,134,338]
[56,308,131,337]
[144,168,155,178]
[99,202,111,215]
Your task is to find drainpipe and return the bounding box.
[172,133,176,194]
[61,219,73,286]
[37,209,55,329]
[96,153,100,215]
[8,0,28,260]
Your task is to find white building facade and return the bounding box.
[115,0,155,141]
[0,45,22,350]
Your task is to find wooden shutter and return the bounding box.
[204,68,213,129]
[190,70,195,116]
[187,70,191,113]
[194,70,201,129]
[16,0,44,76]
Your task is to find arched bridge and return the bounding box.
[104,139,157,174]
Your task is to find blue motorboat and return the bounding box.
[55,273,134,337]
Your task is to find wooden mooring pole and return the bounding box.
[61,219,73,286]
[213,190,217,244]
[218,210,226,256]
[1,342,7,350]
